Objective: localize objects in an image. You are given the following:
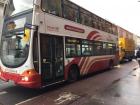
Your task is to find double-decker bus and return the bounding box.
[0,0,118,88]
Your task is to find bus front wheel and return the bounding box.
[68,65,79,82]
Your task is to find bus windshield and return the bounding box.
[1,13,32,68]
[1,29,30,68]
[4,0,33,16]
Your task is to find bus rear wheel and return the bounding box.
[68,66,79,82]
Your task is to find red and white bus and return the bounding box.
[0,0,118,88]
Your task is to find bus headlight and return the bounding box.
[22,76,29,82]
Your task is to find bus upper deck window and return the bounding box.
[42,0,62,17]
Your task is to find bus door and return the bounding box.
[40,35,64,84]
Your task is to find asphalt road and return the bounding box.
[0,60,139,105]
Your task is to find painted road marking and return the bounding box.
[0,82,12,86]
[0,91,7,95]
[0,80,6,84]
[15,96,39,105]
[54,92,80,105]
[16,92,80,105]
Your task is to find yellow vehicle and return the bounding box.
[119,33,135,62]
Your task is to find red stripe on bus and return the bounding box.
[92,35,101,40]
[87,31,99,40]
[79,57,86,69]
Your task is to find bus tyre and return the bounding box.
[68,66,79,82]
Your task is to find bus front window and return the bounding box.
[1,0,33,68]
[1,27,30,68]
[4,0,33,16]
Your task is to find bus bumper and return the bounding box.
[0,70,41,88]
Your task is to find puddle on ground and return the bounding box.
[54,92,80,105]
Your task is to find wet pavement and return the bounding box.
[77,69,140,105]
[0,60,139,105]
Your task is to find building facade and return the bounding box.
[0,0,5,34]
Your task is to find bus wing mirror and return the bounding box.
[25,24,38,30]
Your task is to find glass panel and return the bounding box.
[63,0,79,22]
[108,43,116,54]
[1,29,30,67]
[54,37,64,78]
[1,11,32,68]
[93,42,103,55]
[63,0,78,9]
[6,18,26,32]
[65,37,80,44]
[103,43,107,55]
[63,6,79,22]
[80,9,92,26]
[3,12,33,35]
[101,20,106,31]
[40,36,52,80]
[92,14,98,28]
[66,44,76,57]
[65,37,81,57]
[76,44,81,56]
[113,25,118,35]
[106,43,112,55]
[42,0,62,16]
[81,40,92,56]
[82,44,92,56]
[112,44,116,54]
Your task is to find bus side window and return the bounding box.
[66,44,76,57]
[93,42,103,56]
[63,1,79,22]
[80,9,92,27]
[66,45,81,57]
[76,44,81,56]
[82,44,92,56]
[42,0,62,17]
